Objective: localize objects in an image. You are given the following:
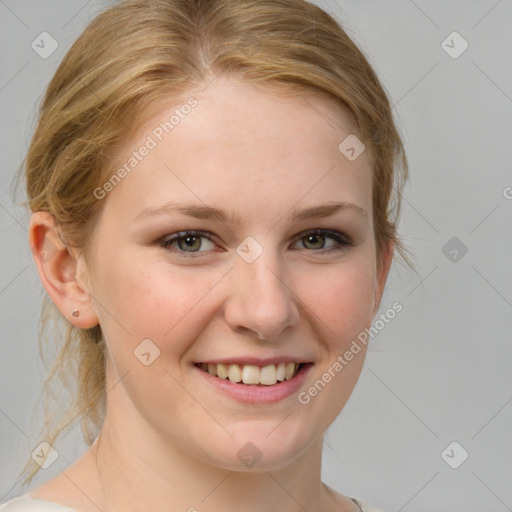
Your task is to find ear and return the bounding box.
[372,239,394,318]
[29,211,99,328]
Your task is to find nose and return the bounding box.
[223,249,301,341]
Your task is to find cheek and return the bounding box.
[93,251,223,357]
[293,259,375,429]
[300,257,376,346]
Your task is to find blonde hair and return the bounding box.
[18,0,414,484]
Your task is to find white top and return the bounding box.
[0,494,385,512]
[0,496,76,512]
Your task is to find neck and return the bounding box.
[91,412,338,512]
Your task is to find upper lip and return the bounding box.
[195,357,313,366]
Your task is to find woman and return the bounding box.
[1,0,412,510]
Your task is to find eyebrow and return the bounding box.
[134,200,368,224]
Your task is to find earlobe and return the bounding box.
[29,211,99,329]
[372,239,394,317]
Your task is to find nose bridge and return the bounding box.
[226,237,300,340]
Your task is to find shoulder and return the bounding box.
[352,498,387,512]
[0,495,77,512]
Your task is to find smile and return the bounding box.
[196,362,305,386]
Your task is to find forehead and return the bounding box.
[101,76,372,224]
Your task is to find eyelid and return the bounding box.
[292,228,352,245]
[158,230,218,258]
[158,228,353,257]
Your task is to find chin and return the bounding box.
[192,421,319,473]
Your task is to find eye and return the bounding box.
[158,228,352,258]
[158,231,217,257]
[292,229,352,252]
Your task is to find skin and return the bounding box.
[29,75,393,512]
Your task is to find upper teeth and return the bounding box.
[200,362,300,385]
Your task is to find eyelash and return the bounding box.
[158,229,353,258]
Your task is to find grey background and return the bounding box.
[1,1,511,511]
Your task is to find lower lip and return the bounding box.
[195,364,313,404]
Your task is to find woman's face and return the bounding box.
[81,76,392,471]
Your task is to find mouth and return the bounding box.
[195,362,308,386]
